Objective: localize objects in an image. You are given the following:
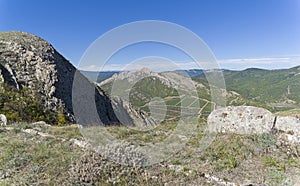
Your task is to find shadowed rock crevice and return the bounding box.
[0,62,19,89]
[272,116,277,130]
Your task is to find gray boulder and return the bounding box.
[208,106,275,134]
[208,106,300,146]
[275,116,300,136]
[275,116,300,145]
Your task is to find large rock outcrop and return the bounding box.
[0,32,77,120]
[208,106,275,134]
[0,31,154,126]
[208,106,300,145]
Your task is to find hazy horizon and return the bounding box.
[78,58,300,72]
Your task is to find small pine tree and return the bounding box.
[57,110,66,126]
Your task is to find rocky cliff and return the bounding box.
[0,31,152,126]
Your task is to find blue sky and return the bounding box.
[1,0,300,70]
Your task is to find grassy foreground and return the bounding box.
[0,121,299,185]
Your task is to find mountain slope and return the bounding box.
[193,67,300,111]
[0,31,151,126]
[223,67,300,110]
[99,68,249,121]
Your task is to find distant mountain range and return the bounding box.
[80,69,205,83]
[82,65,300,116]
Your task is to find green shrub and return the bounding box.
[57,111,67,126]
[0,83,58,124]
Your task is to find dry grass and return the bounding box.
[0,121,300,185]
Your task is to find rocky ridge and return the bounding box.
[99,67,207,93]
[0,31,153,126]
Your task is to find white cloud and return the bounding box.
[219,57,289,64]
[79,56,300,71]
[218,56,300,70]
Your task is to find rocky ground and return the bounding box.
[0,116,299,185]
